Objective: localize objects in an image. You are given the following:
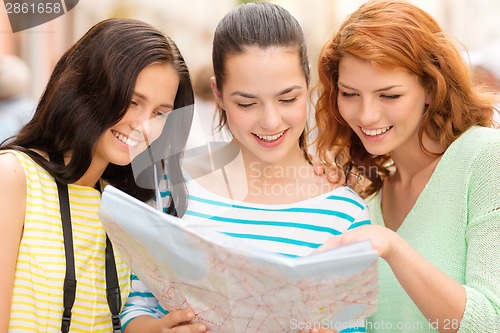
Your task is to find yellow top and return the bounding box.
[3,150,130,333]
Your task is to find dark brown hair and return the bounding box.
[1,18,194,214]
[212,2,310,156]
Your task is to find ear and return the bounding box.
[210,77,224,109]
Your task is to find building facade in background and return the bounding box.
[1,0,500,100]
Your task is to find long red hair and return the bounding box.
[314,0,497,197]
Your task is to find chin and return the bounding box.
[364,146,390,156]
[259,153,287,165]
[110,153,134,166]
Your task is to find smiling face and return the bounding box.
[94,62,179,169]
[213,46,308,166]
[337,54,430,156]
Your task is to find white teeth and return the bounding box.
[112,130,139,147]
[255,131,285,142]
[361,126,391,136]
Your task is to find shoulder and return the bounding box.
[324,186,368,210]
[0,151,27,220]
[445,127,499,164]
[0,151,27,190]
[0,150,26,177]
[444,127,499,200]
[0,149,41,174]
[453,126,500,150]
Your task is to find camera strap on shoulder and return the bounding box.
[49,154,121,333]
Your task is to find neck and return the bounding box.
[389,132,443,182]
[239,145,310,183]
[31,149,107,188]
[74,156,108,187]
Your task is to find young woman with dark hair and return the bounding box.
[0,18,194,332]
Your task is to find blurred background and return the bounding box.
[1,0,500,140]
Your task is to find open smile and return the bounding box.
[111,130,140,147]
[253,129,287,142]
[360,126,392,137]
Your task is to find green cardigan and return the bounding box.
[366,126,500,333]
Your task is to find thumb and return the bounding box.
[161,309,195,328]
[311,236,344,254]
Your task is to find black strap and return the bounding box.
[106,236,122,332]
[50,154,121,333]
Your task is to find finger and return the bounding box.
[312,234,355,254]
[162,309,195,328]
[326,170,339,183]
[310,154,325,175]
[312,238,340,254]
[168,322,209,333]
[314,164,325,175]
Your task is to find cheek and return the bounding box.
[337,98,360,126]
[286,101,308,125]
[292,112,307,129]
[225,110,250,133]
[394,101,422,123]
[337,100,351,122]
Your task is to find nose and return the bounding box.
[259,103,281,132]
[130,111,153,142]
[358,97,381,126]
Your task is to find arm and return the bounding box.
[384,229,466,333]
[317,225,466,333]
[122,274,210,333]
[347,201,371,230]
[124,309,208,333]
[121,274,164,330]
[0,153,27,333]
[387,174,500,333]
[317,137,500,333]
[457,139,500,333]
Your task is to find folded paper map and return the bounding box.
[99,185,378,332]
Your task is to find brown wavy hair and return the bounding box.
[314,0,497,197]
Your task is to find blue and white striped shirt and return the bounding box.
[121,180,369,332]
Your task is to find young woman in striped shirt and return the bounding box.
[122,3,370,333]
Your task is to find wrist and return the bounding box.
[382,229,404,263]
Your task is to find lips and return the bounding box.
[111,130,139,147]
[253,130,286,142]
[360,126,392,136]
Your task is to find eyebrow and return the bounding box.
[230,85,303,98]
[133,91,174,109]
[338,82,403,92]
